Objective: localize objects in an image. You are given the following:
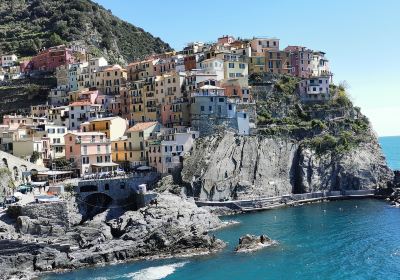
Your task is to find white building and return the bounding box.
[237,111,250,135]
[68,101,104,130]
[1,54,17,67]
[148,127,200,174]
[311,51,331,77]
[48,106,69,127]
[198,58,224,81]
[36,124,67,159]
[299,76,331,102]
[68,62,88,91]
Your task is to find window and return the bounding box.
[105,184,109,191]
[219,98,224,102]
[228,63,234,68]
[209,106,212,111]
[228,104,232,110]
[239,63,245,69]
[201,106,205,112]
[97,145,100,152]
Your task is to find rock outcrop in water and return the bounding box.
[235,234,278,253]
[0,193,224,280]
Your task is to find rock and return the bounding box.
[182,132,393,201]
[201,206,240,216]
[0,193,224,280]
[182,133,298,201]
[235,234,278,253]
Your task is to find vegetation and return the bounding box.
[52,157,70,169]
[254,74,372,155]
[0,0,172,63]
[0,168,16,195]
[30,151,40,163]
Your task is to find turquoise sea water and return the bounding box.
[43,136,400,280]
[44,199,400,280]
[379,136,400,170]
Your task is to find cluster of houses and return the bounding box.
[0,35,333,178]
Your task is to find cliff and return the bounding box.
[181,74,394,201]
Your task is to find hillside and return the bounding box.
[0,0,172,63]
[181,74,394,201]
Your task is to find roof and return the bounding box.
[127,122,158,132]
[66,131,105,136]
[69,101,92,106]
[104,64,124,71]
[90,116,121,122]
[199,85,224,90]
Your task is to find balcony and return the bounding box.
[76,138,111,144]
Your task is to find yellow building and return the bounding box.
[249,51,291,75]
[81,116,128,140]
[112,122,159,167]
[127,59,155,82]
[127,77,159,123]
[95,65,127,94]
[155,72,184,105]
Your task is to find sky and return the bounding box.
[94,0,400,136]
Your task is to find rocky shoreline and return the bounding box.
[0,193,225,280]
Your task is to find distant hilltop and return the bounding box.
[0,0,172,63]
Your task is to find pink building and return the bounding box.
[31,45,76,72]
[217,35,235,45]
[284,46,313,78]
[64,131,116,176]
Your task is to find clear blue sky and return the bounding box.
[94,0,400,136]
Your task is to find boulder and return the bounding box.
[235,234,277,253]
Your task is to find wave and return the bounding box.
[129,262,188,280]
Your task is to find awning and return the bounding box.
[136,166,152,171]
[37,171,73,176]
[91,163,119,167]
[31,181,47,187]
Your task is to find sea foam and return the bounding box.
[129,262,188,280]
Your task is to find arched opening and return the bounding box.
[81,192,113,221]
[2,158,8,168]
[13,166,19,181]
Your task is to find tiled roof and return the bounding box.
[127,122,157,132]
[69,101,92,106]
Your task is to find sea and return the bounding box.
[42,136,400,280]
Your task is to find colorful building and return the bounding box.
[30,45,77,72]
[148,127,199,174]
[81,116,128,141]
[64,131,115,176]
[112,122,159,167]
[284,46,313,78]
[298,76,331,102]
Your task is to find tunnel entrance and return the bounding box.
[81,192,113,222]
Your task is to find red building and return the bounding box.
[184,55,197,71]
[31,45,76,72]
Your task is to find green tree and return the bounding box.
[30,151,40,163]
[49,33,64,47]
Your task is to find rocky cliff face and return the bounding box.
[0,193,224,279]
[182,132,393,201]
[182,133,299,200]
